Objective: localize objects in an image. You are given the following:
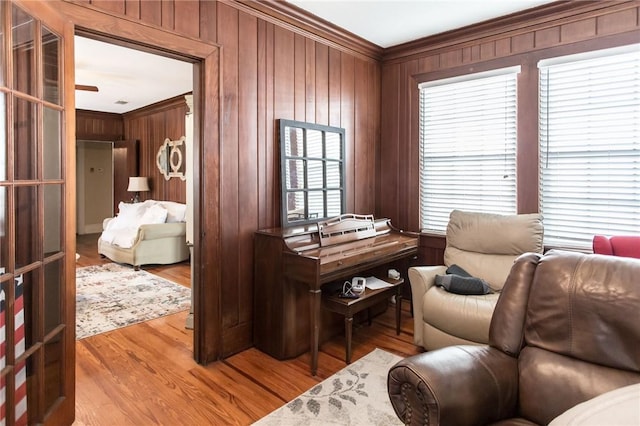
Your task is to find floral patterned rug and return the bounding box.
[76,263,191,339]
[254,348,403,425]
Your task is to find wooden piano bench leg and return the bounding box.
[345,315,353,364]
[395,293,402,335]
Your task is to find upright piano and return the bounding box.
[254,214,418,375]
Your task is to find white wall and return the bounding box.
[76,141,113,234]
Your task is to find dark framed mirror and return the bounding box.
[279,119,346,228]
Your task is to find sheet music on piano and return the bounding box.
[365,276,393,290]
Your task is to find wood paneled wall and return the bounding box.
[215,2,380,356]
[76,100,188,205]
[379,1,640,243]
[70,0,640,359]
[69,0,382,357]
[76,109,123,141]
[123,96,189,203]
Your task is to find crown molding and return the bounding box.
[382,0,636,63]
[231,0,383,62]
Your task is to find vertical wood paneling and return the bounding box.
[124,0,140,19]
[305,38,316,123]
[401,59,419,229]
[273,26,295,121]
[462,46,473,63]
[161,0,174,30]
[385,60,406,218]
[496,38,511,57]
[257,19,268,228]
[139,0,161,27]
[560,18,596,42]
[237,11,258,324]
[217,2,240,330]
[75,110,124,141]
[440,49,462,68]
[353,58,369,214]
[378,63,399,218]
[407,70,421,232]
[597,8,639,35]
[480,41,496,59]
[535,26,561,48]
[314,43,329,125]
[174,0,199,38]
[91,0,124,14]
[367,60,380,215]
[294,34,306,121]
[122,97,187,203]
[272,24,294,227]
[148,112,165,198]
[199,0,217,43]
[512,33,534,53]
[340,52,355,214]
[517,61,539,214]
[265,22,276,226]
[163,104,187,203]
[418,54,439,73]
[328,47,341,127]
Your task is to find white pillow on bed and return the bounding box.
[104,202,144,231]
[158,201,187,223]
[138,203,168,225]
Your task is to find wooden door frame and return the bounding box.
[56,1,223,364]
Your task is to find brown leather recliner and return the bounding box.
[388,250,640,425]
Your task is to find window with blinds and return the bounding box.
[418,67,519,233]
[539,46,640,249]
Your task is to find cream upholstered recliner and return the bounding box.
[409,209,543,350]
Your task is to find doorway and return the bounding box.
[65,0,222,368]
[74,34,196,343]
[76,140,113,234]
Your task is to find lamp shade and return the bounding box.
[127,177,150,192]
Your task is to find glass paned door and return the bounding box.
[1,1,75,424]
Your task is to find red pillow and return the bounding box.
[593,235,640,259]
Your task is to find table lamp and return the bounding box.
[127,176,150,203]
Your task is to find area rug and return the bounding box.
[254,348,403,426]
[76,263,191,339]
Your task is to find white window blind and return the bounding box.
[539,46,640,249]
[419,68,519,233]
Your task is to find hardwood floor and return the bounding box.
[74,234,422,425]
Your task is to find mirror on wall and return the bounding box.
[279,119,346,228]
[156,136,186,180]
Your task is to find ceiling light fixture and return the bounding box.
[115,100,129,105]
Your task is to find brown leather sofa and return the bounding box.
[388,250,640,425]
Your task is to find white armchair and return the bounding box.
[410,210,543,350]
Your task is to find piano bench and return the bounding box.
[322,277,403,364]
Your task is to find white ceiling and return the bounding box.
[288,0,555,48]
[74,35,193,114]
[74,1,553,113]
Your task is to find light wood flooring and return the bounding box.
[74,234,422,425]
